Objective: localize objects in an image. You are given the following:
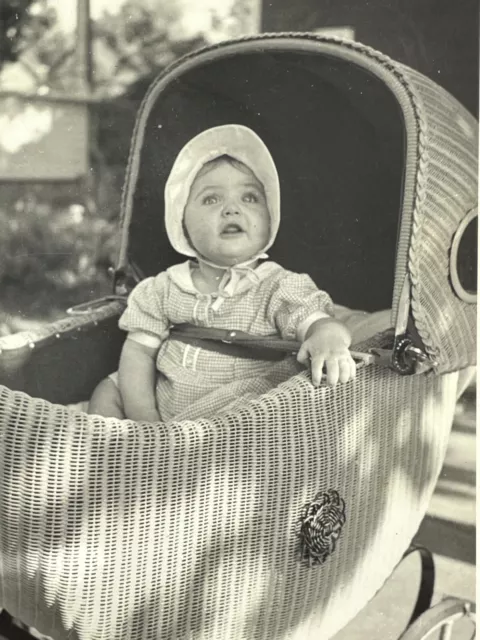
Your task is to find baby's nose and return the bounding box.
[222,202,240,216]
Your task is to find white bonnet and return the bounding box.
[164,124,280,261]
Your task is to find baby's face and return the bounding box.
[184,160,270,266]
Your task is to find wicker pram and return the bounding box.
[0,34,477,640]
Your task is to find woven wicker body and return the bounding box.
[0,362,462,639]
[0,34,477,639]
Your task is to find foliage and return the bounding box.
[0,0,38,65]
[0,0,258,96]
[0,0,259,322]
[0,194,118,319]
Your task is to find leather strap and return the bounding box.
[169,324,296,361]
[169,323,376,366]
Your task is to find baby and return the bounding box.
[89,125,356,422]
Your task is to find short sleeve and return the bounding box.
[267,271,334,340]
[118,274,170,346]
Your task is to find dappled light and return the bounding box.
[0,355,459,638]
[0,99,53,154]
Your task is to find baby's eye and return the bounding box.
[242,191,259,203]
[202,194,219,205]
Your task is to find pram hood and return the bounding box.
[164,124,281,266]
[117,34,477,374]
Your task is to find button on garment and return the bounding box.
[118,260,334,422]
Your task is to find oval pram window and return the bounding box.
[450,208,477,303]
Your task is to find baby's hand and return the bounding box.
[297,319,356,387]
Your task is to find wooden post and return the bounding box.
[76,0,92,96]
[76,0,94,207]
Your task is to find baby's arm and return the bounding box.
[268,270,356,387]
[118,337,161,422]
[297,317,356,387]
[116,273,169,421]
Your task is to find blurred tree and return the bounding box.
[90,1,203,97]
[0,0,260,322]
[0,0,39,66]
[0,193,118,320]
[1,0,260,96]
[0,0,78,94]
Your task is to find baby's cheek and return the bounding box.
[197,224,215,243]
[187,216,209,239]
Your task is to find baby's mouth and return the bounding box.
[221,223,244,236]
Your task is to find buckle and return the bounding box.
[222,331,238,344]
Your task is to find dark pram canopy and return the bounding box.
[123,45,403,313]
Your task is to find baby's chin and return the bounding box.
[194,237,269,267]
[200,251,260,267]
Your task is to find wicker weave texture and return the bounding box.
[0,364,458,639]
[399,65,477,372]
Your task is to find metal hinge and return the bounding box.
[113,262,144,296]
[369,336,437,375]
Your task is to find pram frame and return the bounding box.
[0,32,476,640]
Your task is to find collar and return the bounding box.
[166,260,282,301]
